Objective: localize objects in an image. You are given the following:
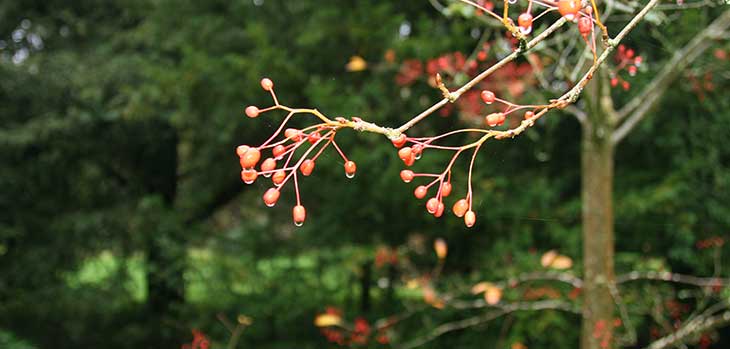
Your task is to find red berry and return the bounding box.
[622,81,630,90]
[434,201,445,217]
[558,0,581,21]
[403,154,415,167]
[518,13,533,33]
[245,106,260,118]
[426,198,439,214]
[464,211,476,227]
[240,148,261,169]
[477,51,488,61]
[628,65,637,76]
[414,186,428,199]
[524,111,535,120]
[344,161,357,177]
[400,170,414,183]
[626,49,635,59]
[260,78,274,91]
[440,182,452,197]
[241,169,258,184]
[261,158,276,173]
[398,147,413,162]
[307,131,321,144]
[391,134,407,148]
[452,199,469,217]
[485,112,506,127]
[293,205,306,226]
[412,144,424,156]
[285,128,302,141]
[272,170,286,185]
[300,159,315,176]
[578,17,592,36]
[480,90,496,104]
[634,56,643,66]
[272,145,286,158]
[610,77,619,87]
[236,145,250,157]
[263,188,280,207]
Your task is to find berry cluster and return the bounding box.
[240,78,358,226]
[610,45,643,90]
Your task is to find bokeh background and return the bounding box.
[1,1,729,348]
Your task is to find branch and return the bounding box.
[612,9,730,145]
[400,300,579,349]
[616,271,730,288]
[643,311,730,349]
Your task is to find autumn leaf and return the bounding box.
[434,238,448,259]
[346,56,368,72]
[314,313,342,327]
[541,250,573,269]
[471,282,502,305]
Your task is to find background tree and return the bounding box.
[1,1,729,349]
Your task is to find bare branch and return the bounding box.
[643,311,730,349]
[400,300,579,349]
[612,9,730,145]
[616,271,730,288]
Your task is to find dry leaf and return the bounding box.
[484,286,503,305]
[550,255,573,269]
[540,250,558,267]
[314,313,341,327]
[346,56,368,72]
[434,238,448,259]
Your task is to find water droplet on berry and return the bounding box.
[263,173,272,178]
[265,201,275,207]
[414,153,422,160]
[508,0,517,4]
[243,178,254,184]
[346,172,355,179]
[294,221,303,227]
[519,26,532,35]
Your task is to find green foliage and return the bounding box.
[1,1,728,348]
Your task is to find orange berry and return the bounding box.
[293,205,306,226]
[524,111,535,120]
[391,134,407,148]
[452,199,469,217]
[300,159,315,176]
[272,170,286,185]
[240,148,261,169]
[400,170,414,183]
[272,145,286,158]
[414,186,428,199]
[518,13,533,34]
[480,90,496,104]
[260,78,274,91]
[263,188,280,207]
[403,154,415,167]
[307,131,321,144]
[398,147,413,162]
[285,128,302,141]
[412,144,424,156]
[426,198,439,214]
[434,202,445,217]
[245,106,260,118]
[464,211,476,227]
[261,158,276,173]
[486,112,506,127]
[558,0,581,21]
[344,161,357,178]
[241,169,258,184]
[440,182,452,197]
[236,145,250,157]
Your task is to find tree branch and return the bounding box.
[400,300,579,349]
[643,311,730,349]
[612,9,730,145]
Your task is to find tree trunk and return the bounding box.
[581,93,616,349]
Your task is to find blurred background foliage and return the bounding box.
[0,0,728,348]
